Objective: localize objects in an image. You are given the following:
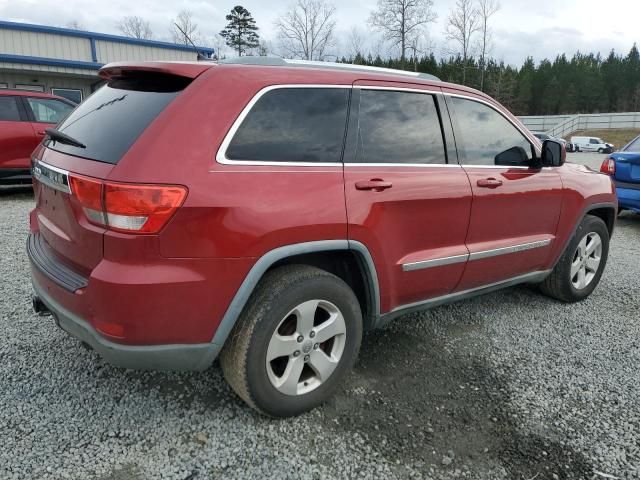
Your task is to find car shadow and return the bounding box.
[0,185,33,199]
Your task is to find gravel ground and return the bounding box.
[1,166,639,479]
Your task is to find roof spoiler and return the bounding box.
[99,62,212,80]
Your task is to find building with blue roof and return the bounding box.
[0,20,214,103]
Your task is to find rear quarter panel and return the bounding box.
[106,67,349,259]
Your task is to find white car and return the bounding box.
[570,136,614,153]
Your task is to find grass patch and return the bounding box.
[569,128,640,148]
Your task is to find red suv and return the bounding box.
[28,59,617,417]
[0,90,75,185]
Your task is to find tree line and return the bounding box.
[105,0,639,116]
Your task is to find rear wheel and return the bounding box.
[220,265,362,417]
[539,215,609,302]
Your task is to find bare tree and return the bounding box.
[445,0,480,85]
[348,26,366,58]
[275,0,337,61]
[171,10,199,45]
[66,20,84,30]
[477,0,500,91]
[368,0,437,65]
[117,16,153,39]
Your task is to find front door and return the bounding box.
[344,83,473,314]
[446,94,564,291]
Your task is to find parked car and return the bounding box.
[600,134,640,214]
[534,132,567,148]
[571,136,614,153]
[0,90,75,185]
[28,59,617,417]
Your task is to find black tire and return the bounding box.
[220,264,363,417]
[539,215,609,302]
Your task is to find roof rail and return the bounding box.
[217,57,441,82]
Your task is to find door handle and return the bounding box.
[355,179,393,191]
[477,177,503,189]
[36,131,46,136]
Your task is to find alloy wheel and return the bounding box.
[266,299,346,396]
[571,232,602,290]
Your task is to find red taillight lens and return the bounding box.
[600,157,616,175]
[69,174,187,234]
[69,175,106,225]
[104,183,187,234]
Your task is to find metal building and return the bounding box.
[0,20,214,103]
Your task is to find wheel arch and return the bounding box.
[210,240,380,356]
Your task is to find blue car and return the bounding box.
[601,134,640,214]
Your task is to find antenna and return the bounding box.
[173,23,210,61]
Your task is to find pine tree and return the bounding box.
[220,6,260,57]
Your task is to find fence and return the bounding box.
[517,112,640,138]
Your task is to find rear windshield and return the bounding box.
[624,136,640,152]
[46,73,190,164]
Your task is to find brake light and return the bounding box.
[600,157,616,175]
[68,174,187,234]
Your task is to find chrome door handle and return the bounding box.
[477,178,503,188]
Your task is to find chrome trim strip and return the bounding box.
[402,239,552,272]
[402,253,469,272]
[468,239,552,261]
[32,160,71,194]
[215,84,351,167]
[345,163,461,168]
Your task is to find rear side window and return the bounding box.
[226,88,349,163]
[624,136,640,152]
[0,96,21,121]
[27,98,74,123]
[353,90,446,164]
[46,73,190,164]
[451,97,533,166]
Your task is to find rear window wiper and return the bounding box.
[45,128,86,149]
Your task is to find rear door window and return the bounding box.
[46,73,190,164]
[0,96,21,121]
[225,88,350,163]
[26,98,74,123]
[352,89,446,164]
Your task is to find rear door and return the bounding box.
[446,93,563,291]
[0,95,37,170]
[344,82,472,313]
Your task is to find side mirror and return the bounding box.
[495,146,530,166]
[540,139,566,167]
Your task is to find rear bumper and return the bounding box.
[32,275,218,371]
[616,185,640,212]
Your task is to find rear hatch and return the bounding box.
[613,152,640,185]
[32,63,207,276]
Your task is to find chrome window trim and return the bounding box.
[402,238,552,272]
[345,163,462,168]
[32,159,71,194]
[215,84,541,167]
[215,84,351,168]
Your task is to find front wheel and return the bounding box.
[598,148,604,153]
[539,215,609,302]
[220,265,362,417]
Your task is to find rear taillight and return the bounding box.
[600,157,616,175]
[69,175,187,234]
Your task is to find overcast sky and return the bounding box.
[0,0,638,65]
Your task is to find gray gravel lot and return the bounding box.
[1,157,639,479]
